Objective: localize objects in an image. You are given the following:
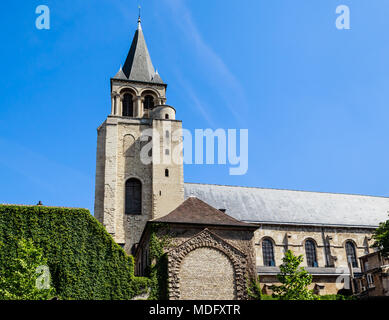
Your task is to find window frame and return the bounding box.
[345,241,358,268]
[305,239,318,268]
[122,93,134,117]
[262,238,276,267]
[124,178,142,215]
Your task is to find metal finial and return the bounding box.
[137,5,142,30]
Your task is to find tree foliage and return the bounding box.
[372,216,389,257]
[0,238,56,300]
[271,250,315,300]
[147,224,171,300]
[247,276,262,300]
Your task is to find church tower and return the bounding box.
[94,17,184,253]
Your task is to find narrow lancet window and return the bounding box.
[262,238,275,266]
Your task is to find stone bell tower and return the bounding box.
[94,17,184,253]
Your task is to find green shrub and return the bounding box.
[316,294,356,300]
[147,224,170,300]
[0,205,148,300]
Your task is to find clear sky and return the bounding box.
[1,0,389,213]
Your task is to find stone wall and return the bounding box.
[254,224,373,269]
[94,115,185,253]
[151,119,184,220]
[255,224,375,295]
[179,247,236,300]
[151,226,256,300]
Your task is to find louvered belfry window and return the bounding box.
[262,239,275,266]
[345,241,358,268]
[305,240,318,267]
[144,95,154,110]
[125,178,142,215]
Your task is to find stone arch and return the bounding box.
[302,236,319,247]
[119,86,139,96]
[167,229,247,300]
[342,238,359,248]
[123,134,136,157]
[140,87,160,99]
[260,236,276,246]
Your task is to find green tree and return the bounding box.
[271,250,315,300]
[0,238,55,300]
[247,276,262,300]
[372,216,389,256]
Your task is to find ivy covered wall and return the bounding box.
[0,205,148,300]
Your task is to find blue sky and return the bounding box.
[1,0,389,213]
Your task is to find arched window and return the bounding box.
[122,93,133,117]
[125,178,142,215]
[165,114,169,119]
[165,169,169,177]
[345,241,358,268]
[305,240,318,267]
[262,238,275,266]
[144,95,154,110]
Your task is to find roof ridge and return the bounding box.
[184,182,389,200]
[153,197,256,228]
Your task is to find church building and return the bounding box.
[94,18,389,299]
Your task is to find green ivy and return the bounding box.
[0,205,148,300]
[147,223,170,300]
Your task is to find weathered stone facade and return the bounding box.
[255,224,372,268]
[253,224,376,295]
[354,251,389,297]
[166,228,253,300]
[94,78,184,253]
[94,115,184,252]
[136,224,257,300]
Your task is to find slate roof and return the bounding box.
[152,196,257,229]
[114,19,164,84]
[184,183,389,228]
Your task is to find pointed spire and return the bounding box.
[114,15,163,84]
